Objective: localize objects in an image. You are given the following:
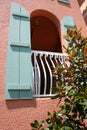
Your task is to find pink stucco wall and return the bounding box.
[0,0,87,129]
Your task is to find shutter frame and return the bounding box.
[5,2,33,99]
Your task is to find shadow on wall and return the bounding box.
[6,99,37,110]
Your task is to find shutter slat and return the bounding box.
[12,12,29,18]
[8,85,31,90]
[10,42,30,47]
[58,0,69,4]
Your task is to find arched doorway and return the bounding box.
[30,10,62,52]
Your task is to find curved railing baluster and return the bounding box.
[44,54,52,94]
[32,61,34,93]
[34,52,38,95]
[49,54,55,69]
[33,52,41,95]
[54,55,58,64]
[39,54,47,95]
[36,56,41,95]
[58,55,64,64]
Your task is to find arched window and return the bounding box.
[31,10,62,52]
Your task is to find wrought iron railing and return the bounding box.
[32,50,66,97]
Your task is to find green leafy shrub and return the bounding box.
[31,26,87,130]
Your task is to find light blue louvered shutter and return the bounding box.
[58,0,69,4]
[5,2,33,99]
[62,16,75,45]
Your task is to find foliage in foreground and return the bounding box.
[31,26,87,130]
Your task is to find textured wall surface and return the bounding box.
[0,0,87,129]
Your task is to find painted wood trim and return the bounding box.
[8,84,31,90]
[58,0,69,4]
[12,12,29,18]
[10,42,30,47]
[64,25,74,28]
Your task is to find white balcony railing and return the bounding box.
[32,50,66,98]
